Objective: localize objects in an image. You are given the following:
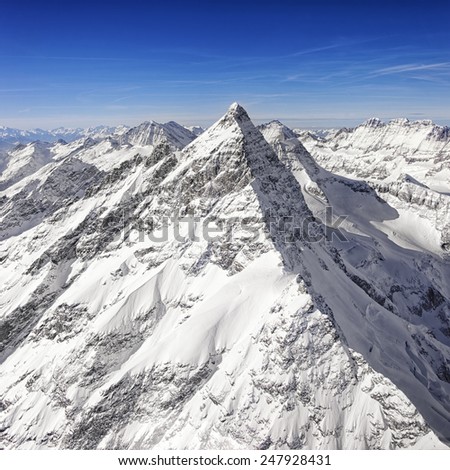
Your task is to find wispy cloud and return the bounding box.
[372,62,450,76]
[409,74,450,84]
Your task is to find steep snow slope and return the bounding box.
[0,142,54,191]
[0,105,448,450]
[294,118,450,254]
[299,118,450,192]
[0,119,197,187]
[0,157,102,240]
[258,120,298,142]
[52,120,197,172]
[53,122,196,173]
[262,122,450,440]
[120,120,196,148]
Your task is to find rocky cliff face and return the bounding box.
[0,105,449,449]
[296,118,450,256]
[298,118,450,193]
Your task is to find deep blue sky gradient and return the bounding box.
[1,0,450,128]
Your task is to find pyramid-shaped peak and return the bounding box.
[228,101,243,112]
[226,102,251,121]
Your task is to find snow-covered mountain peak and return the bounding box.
[258,120,298,143]
[120,120,196,148]
[299,115,450,191]
[0,104,449,450]
[177,103,275,191]
[223,102,251,123]
[358,117,448,133]
[183,104,253,153]
[363,117,385,128]
[227,101,244,113]
[389,117,410,126]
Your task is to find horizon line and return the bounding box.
[2,113,450,132]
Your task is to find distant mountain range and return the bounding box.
[0,125,129,148]
[0,123,205,152]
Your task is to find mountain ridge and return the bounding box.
[0,104,449,450]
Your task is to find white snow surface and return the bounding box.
[0,105,449,450]
[298,118,450,192]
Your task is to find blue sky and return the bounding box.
[1,0,450,129]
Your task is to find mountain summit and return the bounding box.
[0,104,449,450]
[226,101,250,119]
